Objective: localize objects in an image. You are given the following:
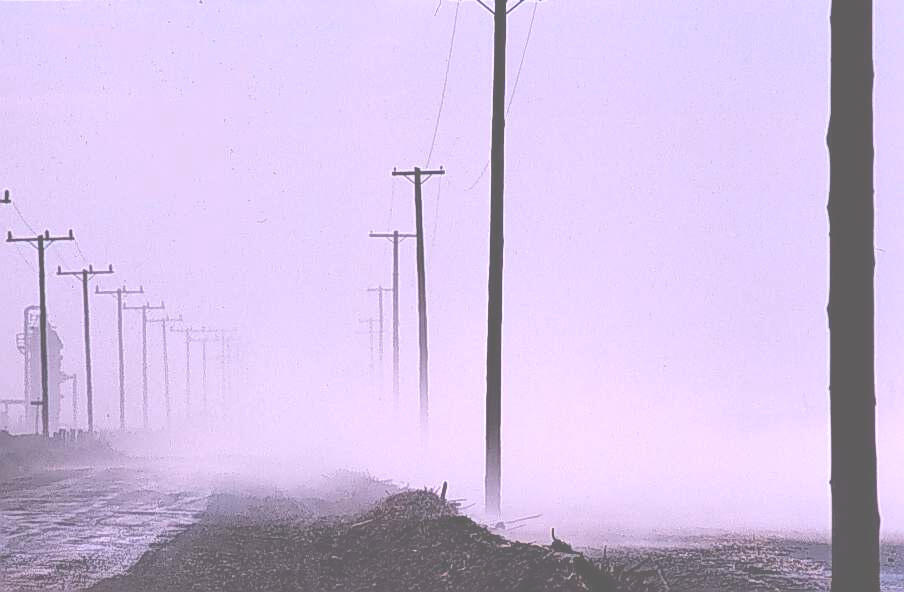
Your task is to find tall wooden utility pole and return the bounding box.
[472,0,531,519]
[96,284,144,431]
[391,166,444,441]
[828,1,879,590]
[7,230,75,437]
[58,264,114,434]
[149,314,181,431]
[124,302,165,430]
[369,231,416,411]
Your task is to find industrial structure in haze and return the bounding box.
[2,305,69,434]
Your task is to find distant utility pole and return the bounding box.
[172,327,218,422]
[369,231,416,411]
[195,328,219,418]
[216,330,237,420]
[1,189,10,205]
[149,314,182,430]
[96,283,144,431]
[171,326,195,420]
[124,301,165,430]
[7,229,75,437]
[472,0,532,518]
[391,166,444,441]
[57,264,114,434]
[367,286,392,366]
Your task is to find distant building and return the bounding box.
[15,306,67,434]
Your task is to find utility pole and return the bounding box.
[149,314,181,431]
[1,189,10,205]
[96,283,144,431]
[472,0,531,518]
[369,231,416,411]
[195,328,219,419]
[215,330,236,421]
[124,301,165,430]
[171,327,217,423]
[367,286,392,366]
[828,0,879,589]
[171,326,194,420]
[7,229,75,437]
[391,167,444,441]
[58,264,114,434]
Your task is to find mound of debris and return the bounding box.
[315,489,617,591]
[89,485,622,591]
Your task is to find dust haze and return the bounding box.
[2,0,904,546]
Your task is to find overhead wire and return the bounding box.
[2,208,36,272]
[463,0,540,192]
[425,0,462,168]
[7,195,82,283]
[425,0,463,250]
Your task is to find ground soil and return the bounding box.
[87,483,618,592]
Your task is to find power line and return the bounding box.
[426,0,462,167]
[2,207,35,271]
[507,0,540,116]
[462,0,540,193]
[11,201,38,235]
[10,192,94,269]
[73,239,91,266]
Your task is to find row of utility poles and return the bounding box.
[358,0,527,520]
[3,189,238,436]
[362,0,526,518]
[367,168,443,443]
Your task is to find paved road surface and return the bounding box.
[0,465,209,592]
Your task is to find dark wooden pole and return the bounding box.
[37,236,50,437]
[828,1,879,590]
[413,167,430,442]
[485,0,507,519]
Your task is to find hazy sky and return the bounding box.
[1,1,903,534]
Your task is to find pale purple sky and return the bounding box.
[1,1,903,533]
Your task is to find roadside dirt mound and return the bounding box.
[320,489,617,591]
[89,486,619,591]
